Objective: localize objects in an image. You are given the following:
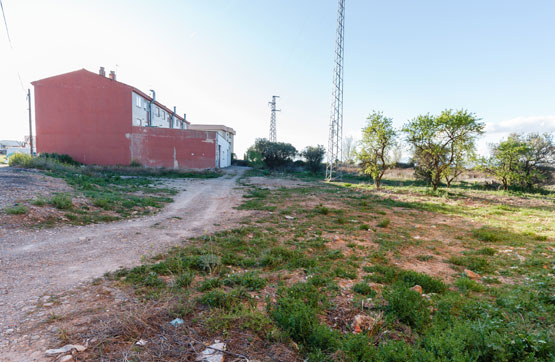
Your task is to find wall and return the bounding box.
[33,70,132,165]
[216,133,231,168]
[130,127,216,169]
[33,69,222,169]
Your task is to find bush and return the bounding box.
[384,283,430,330]
[39,152,80,165]
[50,193,73,210]
[175,272,194,288]
[365,265,446,294]
[377,218,390,228]
[224,272,267,291]
[8,153,33,167]
[4,205,28,215]
[352,282,377,296]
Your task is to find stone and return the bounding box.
[352,314,377,333]
[464,269,480,280]
[410,285,423,294]
[197,341,226,362]
[45,344,86,355]
[284,215,294,220]
[60,355,74,362]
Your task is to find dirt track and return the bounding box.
[0,167,249,346]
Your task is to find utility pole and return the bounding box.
[326,0,346,181]
[268,95,280,142]
[27,89,33,156]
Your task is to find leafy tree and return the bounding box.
[403,109,484,190]
[482,133,554,190]
[301,145,326,173]
[247,138,297,170]
[356,111,397,189]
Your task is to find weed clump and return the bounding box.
[352,282,376,297]
[365,265,446,293]
[377,217,390,228]
[5,205,28,215]
[224,272,266,291]
[383,283,430,330]
[50,193,73,210]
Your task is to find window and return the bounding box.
[162,111,165,120]
[135,97,142,108]
[156,107,160,117]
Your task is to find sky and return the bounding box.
[1,0,554,158]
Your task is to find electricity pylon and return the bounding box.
[326,0,346,181]
[269,95,280,142]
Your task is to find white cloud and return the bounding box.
[485,115,555,135]
[478,115,555,156]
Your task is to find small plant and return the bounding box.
[352,282,376,297]
[198,278,223,291]
[31,197,48,206]
[472,226,505,242]
[314,205,330,215]
[448,255,492,274]
[8,153,33,167]
[5,204,28,215]
[175,272,194,288]
[416,255,434,262]
[384,283,430,330]
[377,217,390,228]
[224,272,267,291]
[50,193,73,210]
[455,277,485,294]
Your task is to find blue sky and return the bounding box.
[1,0,554,158]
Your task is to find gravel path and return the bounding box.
[0,167,249,345]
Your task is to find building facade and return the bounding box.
[32,69,234,169]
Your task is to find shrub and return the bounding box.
[39,153,80,165]
[175,272,194,288]
[472,226,505,242]
[5,205,28,215]
[455,277,485,294]
[8,153,33,167]
[377,218,390,228]
[50,193,73,210]
[383,283,430,330]
[352,282,377,297]
[198,278,223,291]
[365,265,446,294]
[224,272,266,291]
[198,288,245,309]
[448,255,492,274]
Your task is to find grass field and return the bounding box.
[4,157,221,226]
[68,171,554,360]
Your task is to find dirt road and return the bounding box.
[0,167,249,341]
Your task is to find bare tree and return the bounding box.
[343,136,356,164]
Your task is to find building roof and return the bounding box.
[188,124,236,135]
[32,69,189,124]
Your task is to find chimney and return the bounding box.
[99,67,106,77]
[109,70,116,81]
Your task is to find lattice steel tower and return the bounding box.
[326,0,346,180]
[268,95,280,142]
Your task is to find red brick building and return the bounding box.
[32,69,234,169]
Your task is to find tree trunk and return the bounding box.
[446,179,452,188]
[375,178,381,189]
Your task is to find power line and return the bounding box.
[0,0,13,48]
[326,0,346,181]
[0,0,26,94]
